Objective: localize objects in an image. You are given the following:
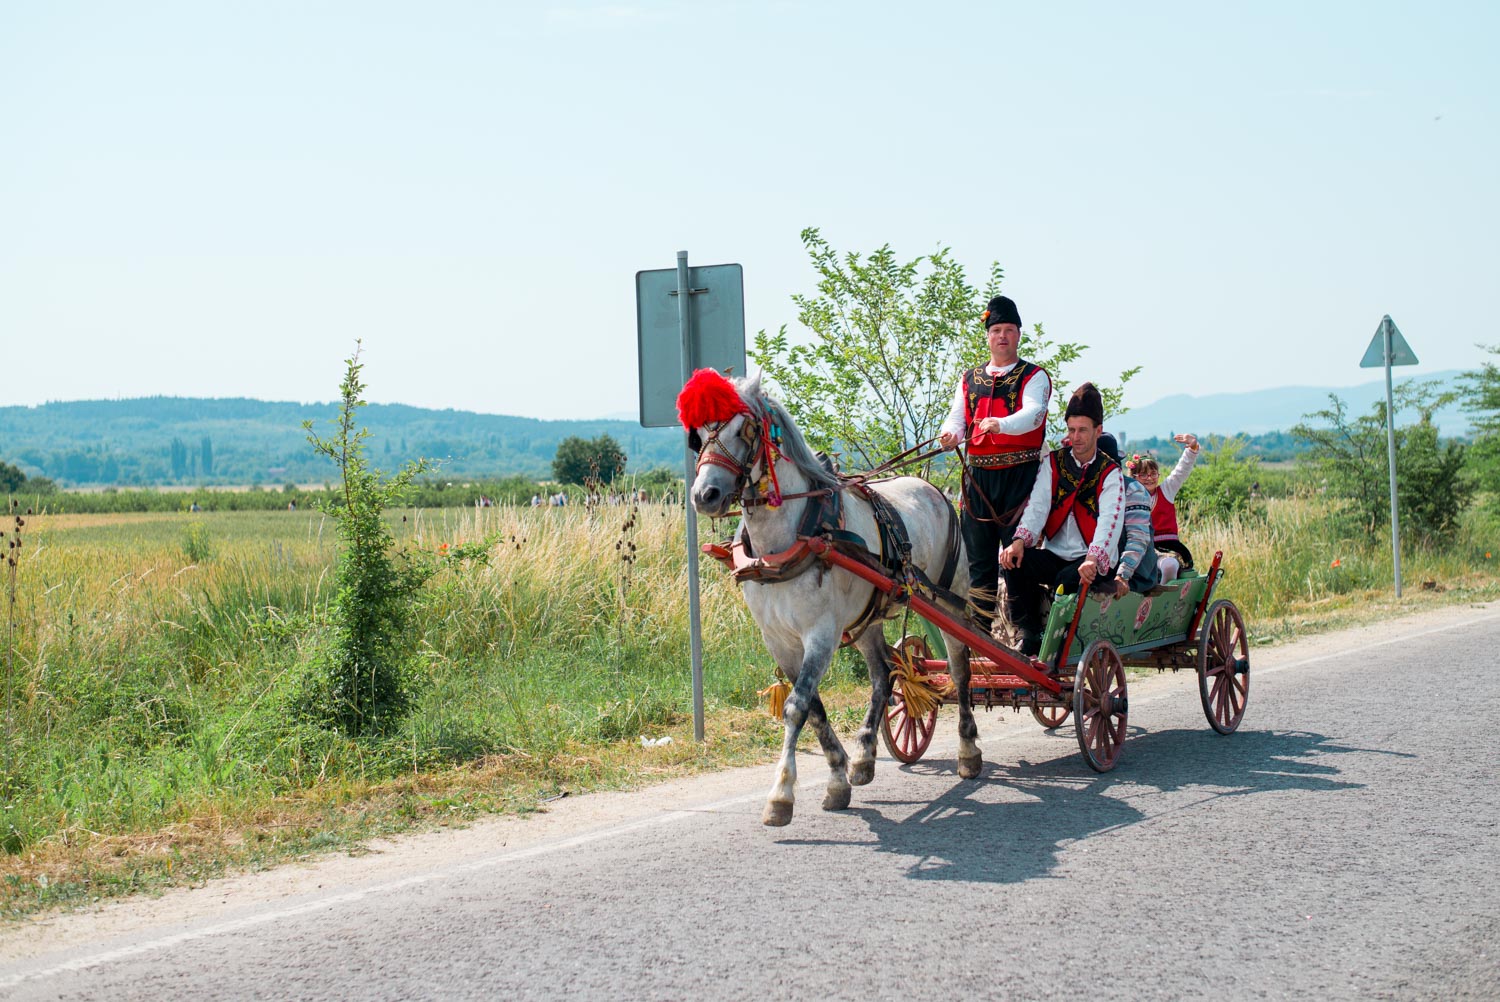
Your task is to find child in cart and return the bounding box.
[1126,433,1200,582]
[1098,433,1160,596]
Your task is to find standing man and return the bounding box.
[999,383,1126,655]
[939,295,1052,635]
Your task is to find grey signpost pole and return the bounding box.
[635,255,743,743]
[1359,314,1418,599]
[676,251,706,741]
[1381,321,1402,598]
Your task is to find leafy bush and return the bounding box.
[1292,383,1474,545]
[181,522,214,563]
[1461,344,1500,510]
[1174,436,1263,523]
[296,346,435,735]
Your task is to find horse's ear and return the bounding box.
[744,370,763,397]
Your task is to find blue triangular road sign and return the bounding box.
[1359,315,1419,368]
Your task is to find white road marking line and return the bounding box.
[5,609,1497,988]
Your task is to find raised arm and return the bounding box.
[1159,436,1200,503]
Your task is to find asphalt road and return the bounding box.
[5,603,1499,1001]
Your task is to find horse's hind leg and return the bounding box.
[944,631,982,778]
[848,630,892,787]
[806,695,851,811]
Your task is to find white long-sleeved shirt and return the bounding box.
[940,362,1051,442]
[1153,446,1199,506]
[1015,450,1125,572]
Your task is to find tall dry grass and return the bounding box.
[0,494,1494,876]
[0,502,785,862]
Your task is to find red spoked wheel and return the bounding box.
[881,636,939,764]
[1073,639,1128,772]
[881,686,938,763]
[1030,696,1072,730]
[1198,599,1250,734]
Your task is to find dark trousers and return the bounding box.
[961,462,1040,633]
[1009,548,1111,655]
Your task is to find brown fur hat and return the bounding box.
[1064,382,1104,426]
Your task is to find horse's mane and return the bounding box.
[736,375,841,491]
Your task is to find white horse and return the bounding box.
[680,369,983,827]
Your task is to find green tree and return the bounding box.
[169,438,188,480]
[300,345,434,735]
[750,228,1139,475]
[1460,344,1500,506]
[1291,382,1473,544]
[553,435,627,486]
[0,462,24,494]
[200,435,214,477]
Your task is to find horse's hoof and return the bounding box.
[958,754,983,780]
[848,760,875,786]
[762,800,794,827]
[822,785,852,811]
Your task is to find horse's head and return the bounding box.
[678,370,766,519]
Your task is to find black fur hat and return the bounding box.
[1064,382,1104,426]
[981,295,1021,330]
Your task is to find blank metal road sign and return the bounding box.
[636,263,746,427]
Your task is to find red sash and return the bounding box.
[1042,449,1119,541]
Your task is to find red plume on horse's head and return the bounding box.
[676,368,747,430]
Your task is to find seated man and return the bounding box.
[999,383,1125,655]
[1098,432,1161,597]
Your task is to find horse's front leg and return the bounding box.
[848,630,893,787]
[944,631,982,778]
[763,627,841,827]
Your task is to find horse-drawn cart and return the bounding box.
[680,366,1251,826]
[811,543,1250,773]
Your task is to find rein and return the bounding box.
[956,448,1020,526]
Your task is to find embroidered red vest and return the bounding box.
[963,361,1048,459]
[1151,492,1180,541]
[1042,449,1120,542]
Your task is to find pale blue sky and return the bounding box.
[3,2,1495,420]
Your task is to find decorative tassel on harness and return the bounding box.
[757,420,784,508]
[758,666,791,720]
[888,647,954,720]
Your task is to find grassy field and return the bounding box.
[0,495,1496,917]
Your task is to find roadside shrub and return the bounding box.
[181,521,214,563]
[1175,435,1263,524]
[1292,385,1474,545]
[296,345,435,736]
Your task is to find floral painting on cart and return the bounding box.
[1037,572,1213,665]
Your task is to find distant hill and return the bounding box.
[1112,370,1469,442]
[0,397,686,487]
[0,372,1476,488]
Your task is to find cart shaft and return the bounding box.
[809,538,1063,695]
